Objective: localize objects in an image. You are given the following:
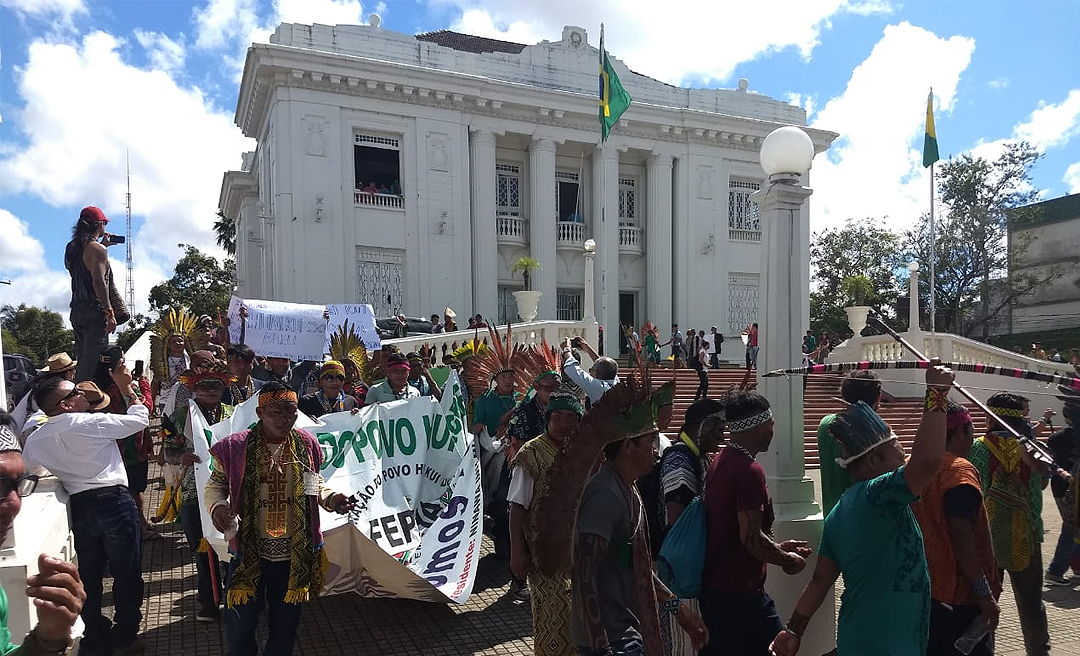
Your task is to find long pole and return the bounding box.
[870,313,1063,472]
[929,160,936,333]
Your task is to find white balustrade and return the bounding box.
[354,191,405,209]
[618,226,643,254]
[555,220,585,248]
[382,319,599,366]
[495,215,528,245]
[728,228,762,242]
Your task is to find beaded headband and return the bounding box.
[987,406,1024,418]
[320,360,346,377]
[386,361,411,371]
[726,408,773,434]
[258,389,298,407]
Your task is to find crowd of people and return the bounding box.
[0,205,1073,656]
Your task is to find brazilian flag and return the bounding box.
[598,25,632,142]
[923,90,939,168]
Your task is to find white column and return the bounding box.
[645,154,673,334]
[591,145,620,352]
[469,129,498,322]
[753,181,835,653]
[907,261,921,333]
[671,156,690,328]
[529,138,558,320]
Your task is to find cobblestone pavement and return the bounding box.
[122,466,1078,655]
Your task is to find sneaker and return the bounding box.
[196,604,219,622]
[1045,572,1071,586]
[509,578,530,601]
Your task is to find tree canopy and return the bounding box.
[148,246,236,319]
[1,304,75,363]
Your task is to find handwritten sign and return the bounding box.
[228,295,327,361]
[325,303,381,352]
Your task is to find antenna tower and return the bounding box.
[125,151,135,314]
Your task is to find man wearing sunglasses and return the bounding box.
[298,361,359,419]
[0,412,86,655]
[22,368,150,656]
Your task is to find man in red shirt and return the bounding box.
[699,391,811,656]
[744,323,759,370]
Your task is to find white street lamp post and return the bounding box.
[752,126,836,654]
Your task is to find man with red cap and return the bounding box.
[65,206,122,382]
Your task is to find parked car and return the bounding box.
[375,316,434,339]
[4,354,38,411]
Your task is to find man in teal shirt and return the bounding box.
[817,371,882,516]
[471,370,521,565]
[771,361,954,656]
[0,412,85,655]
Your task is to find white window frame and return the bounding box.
[728,177,762,241]
[618,177,637,226]
[496,163,521,217]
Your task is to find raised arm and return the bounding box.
[902,359,955,496]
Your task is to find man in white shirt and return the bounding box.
[560,337,619,404]
[23,370,150,656]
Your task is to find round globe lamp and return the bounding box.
[759,126,815,184]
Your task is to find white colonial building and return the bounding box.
[219,20,836,352]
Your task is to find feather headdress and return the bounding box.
[529,369,659,577]
[179,360,236,390]
[328,320,375,385]
[511,338,562,390]
[150,308,198,384]
[460,324,517,398]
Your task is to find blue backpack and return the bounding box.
[656,486,708,598]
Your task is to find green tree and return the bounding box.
[1,304,75,363]
[904,141,1061,338]
[809,219,904,337]
[214,211,236,257]
[148,246,236,319]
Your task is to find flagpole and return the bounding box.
[929,159,936,333]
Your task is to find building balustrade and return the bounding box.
[354,190,405,209]
[555,220,585,249]
[728,228,761,242]
[495,215,528,246]
[618,225,643,255]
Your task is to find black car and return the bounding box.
[374,316,434,339]
[4,354,38,410]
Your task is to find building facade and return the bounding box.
[219,21,836,351]
[1004,192,1080,335]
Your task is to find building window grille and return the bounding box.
[498,286,520,324]
[557,289,583,321]
[727,273,759,335]
[496,163,520,216]
[728,178,761,241]
[618,177,636,225]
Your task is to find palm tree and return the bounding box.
[214,211,236,256]
[510,256,542,291]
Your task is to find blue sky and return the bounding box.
[0,0,1077,317]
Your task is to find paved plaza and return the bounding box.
[127,465,1078,656]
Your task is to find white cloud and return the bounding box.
[988,77,1008,90]
[0,208,69,314]
[0,0,85,24]
[808,22,975,234]
[437,0,891,85]
[0,209,46,273]
[193,0,370,78]
[1065,162,1080,193]
[1013,88,1080,150]
[0,31,251,303]
[134,29,187,74]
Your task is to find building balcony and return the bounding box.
[354,190,404,210]
[728,228,761,242]
[555,220,586,250]
[496,215,528,246]
[618,225,643,255]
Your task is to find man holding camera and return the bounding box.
[559,337,619,404]
[64,206,124,382]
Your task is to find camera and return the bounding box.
[104,233,125,244]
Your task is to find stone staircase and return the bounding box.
[636,365,988,470]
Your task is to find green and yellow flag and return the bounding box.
[922,89,939,168]
[598,24,631,142]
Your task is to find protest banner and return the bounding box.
[226,295,327,361]
[190,373,483,604]
[324,304,381,352]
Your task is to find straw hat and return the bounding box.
[75,381,112,411]
[39,353,77,374]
